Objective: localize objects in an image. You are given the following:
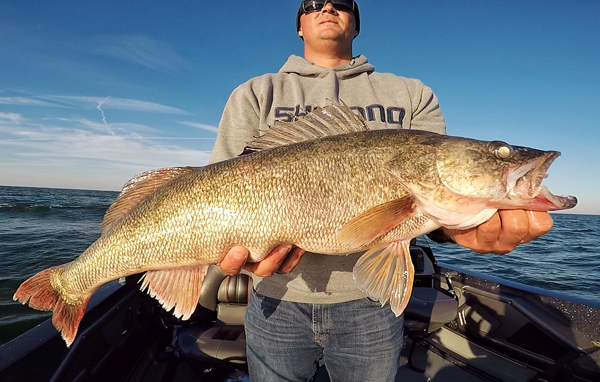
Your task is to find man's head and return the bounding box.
[296,0,360,40]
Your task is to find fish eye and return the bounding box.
[489,141,514,159]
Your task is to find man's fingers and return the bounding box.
[494,210,529,253]
[522,211,553,242]
[448,210,554,255]
[277,247,306,274]
[244,244,293,277]
[218,246,249,276]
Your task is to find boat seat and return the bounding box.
[403,287,458,333]
[175,266,251,365]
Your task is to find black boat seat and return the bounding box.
[175,266,251,365]
[403,287,458,333]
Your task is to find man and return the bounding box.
[210,1,553,380]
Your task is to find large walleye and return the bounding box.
[14,103,576,347]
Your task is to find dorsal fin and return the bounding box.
[102,167,197,234]
[243,101,368,153]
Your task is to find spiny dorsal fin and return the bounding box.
[102,167,197,234]
[244,101,368,153]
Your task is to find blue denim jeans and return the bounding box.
[244,289,404,382]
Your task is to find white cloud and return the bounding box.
[90,35,192,72]
[177,120,219,133]
[0,94,189,115]
[38,95,190,114]
[0,112,26,124]
[0,114,210,165]
[0,97,61,107]
[0,101,214,191]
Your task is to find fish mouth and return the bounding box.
[502,151,577,211]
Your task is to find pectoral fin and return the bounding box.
[337,197,416,248]
[139,265,209,320]
[353,240,415,316]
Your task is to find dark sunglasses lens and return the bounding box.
[302,0,354,14]
[302,1,324,13]
[331,0,354,12]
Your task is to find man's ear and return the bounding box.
[298,27,303,37]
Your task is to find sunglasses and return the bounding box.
[301,0,355,14]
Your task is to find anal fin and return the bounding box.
[353,240,415,316]
[139,265,209,320]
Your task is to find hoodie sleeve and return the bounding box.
[209,83,261,164]
[409,81,447,135]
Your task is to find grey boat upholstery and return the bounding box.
[175,246,459,366]
[404,287,458,333]
[175,267,250,365]
[403,245,459,333]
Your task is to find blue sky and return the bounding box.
[1,1,599,215]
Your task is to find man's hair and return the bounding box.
[295,1,361,38]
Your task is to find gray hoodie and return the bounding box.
[209,55,446,304]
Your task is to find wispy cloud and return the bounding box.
[90,35,192,72]
[0,100,214,190]
[96,96,114,136]
[0,94,190,114]
[0,97,61,107]
[0,112,26,124]
[42,95,191,114]
[2,124,208,166]
[0,111,213,164]
[177,120,219,133]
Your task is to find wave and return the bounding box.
[0,204,111,213]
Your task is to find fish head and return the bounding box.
[436,139,525,200]
[386,134,577,229]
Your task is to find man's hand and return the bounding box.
[218,244,306,276]
[444,210,553,254]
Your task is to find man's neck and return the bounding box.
[304,42,353,68]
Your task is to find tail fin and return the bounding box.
[13,266,89,347]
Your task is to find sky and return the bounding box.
[1,0,599,215]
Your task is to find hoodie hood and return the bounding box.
[279,55,374,79]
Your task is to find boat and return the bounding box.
[1,242,599,382]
